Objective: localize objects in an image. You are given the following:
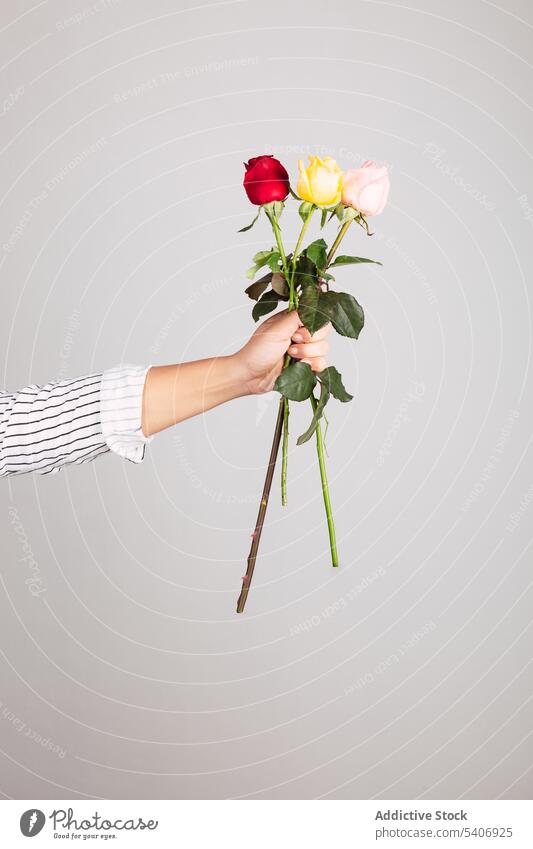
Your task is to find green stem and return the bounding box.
[306,216,354,565]
[311,394,339,567]
[294,213,314,262]
[326,219,352,265]
[266,207,304,506]
[289,207,316,298]
[281,397,289,505]
[238,208,352,610]
[278,207,318,504]
[266,211,291,286]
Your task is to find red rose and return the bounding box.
[243,155,290,205]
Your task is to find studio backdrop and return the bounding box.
[0,0,532,800]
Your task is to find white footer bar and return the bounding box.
[1,799,532,847]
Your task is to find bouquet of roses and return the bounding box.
[236,153,390,613]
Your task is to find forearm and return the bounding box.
[141,354,249,437]
[0,310,327,477]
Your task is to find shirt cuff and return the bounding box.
[100,364,153,464]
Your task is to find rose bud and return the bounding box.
[243,155,290,205]
[341,160,390,216]
[297,156,344,207]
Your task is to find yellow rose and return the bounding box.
[297,156,344,206]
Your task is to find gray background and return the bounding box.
[0,0,531,801]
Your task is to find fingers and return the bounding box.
[287,339,329,360]
[260,308,302,340]
[260,310,332,347]
[299,356,327,373]
[288,335,329,374]
[288,318,331,373]
[291,321,331,344]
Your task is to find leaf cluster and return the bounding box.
[274,364,353,444]
[241,209,382,446]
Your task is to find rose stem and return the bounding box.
[236,395,285,613]
[265,208,291,281]
[310,216,354,566]
[237,206,314,611]
[279,206,316,505]
[237,210,354,609]
[326,218,352,264]
[266,206,301,506]
[311,395,339,566]
[237,208,292,613]
[291,207,316,276]
[281,397,289,505]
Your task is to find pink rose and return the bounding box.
[341,160,390,216]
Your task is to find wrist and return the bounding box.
[221,353,254,398]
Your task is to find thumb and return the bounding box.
[263,308,303,340]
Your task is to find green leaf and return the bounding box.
[297,382,330,444]
[299,284,365,338]
[299,201,315,222]
[322,291,365,338]
[320,208,328,229]
[330,255,381,267]
[244,272,272,301]
[305,238,328,272]
[298,283,330,334]
[252,249,275,265]
[238,208,261,233]
[294,254,318,290]
[274,361,317,401]
[266,252,282,273]
[246,249,279,280]
[252,290,283,322]
[318,366,353,402]
[246,265,259,280]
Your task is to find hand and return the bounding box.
[232,309,332,395]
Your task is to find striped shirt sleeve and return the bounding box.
[0,364,152,477]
